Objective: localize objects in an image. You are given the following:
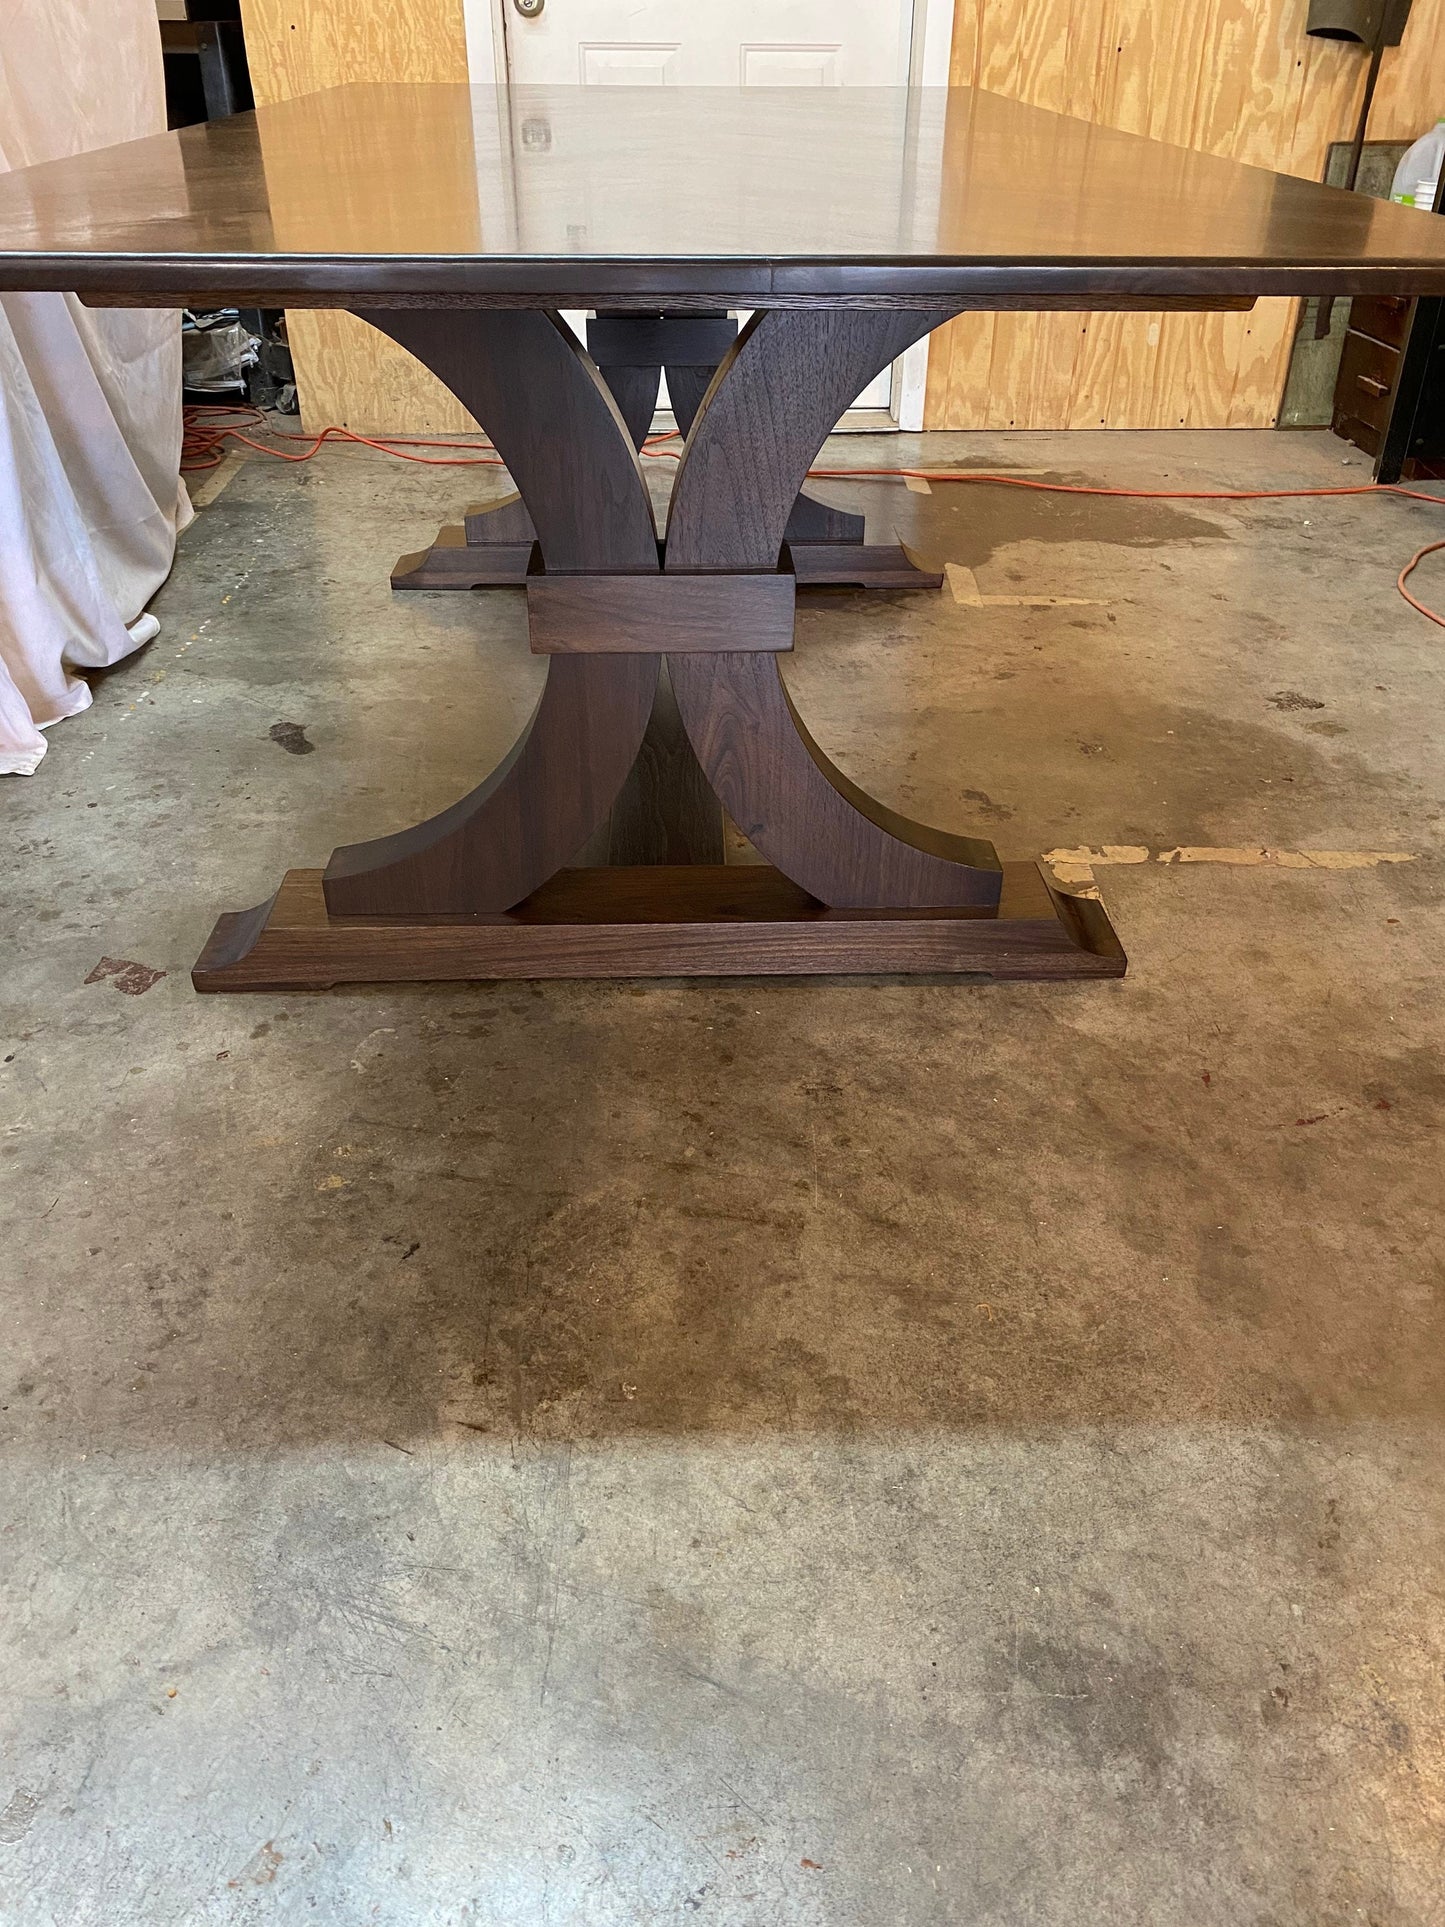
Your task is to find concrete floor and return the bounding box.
[2,427,1443,1925]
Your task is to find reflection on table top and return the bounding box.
[3,83,1445,305]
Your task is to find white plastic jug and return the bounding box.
[1391,119,1445,211]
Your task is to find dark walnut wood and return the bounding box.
[392,519,942,594]
[593,364,658,449]
[391,311,935,596]
[324,652,659,918]
[575,664,727,869]
[664,306,1001,909]
[588,315,740,366]
[390,527,536,590]
[359,310,656,569]
[528,575,795,655]
[665,308,952,566]
[788,542,944,590]
[595,308,944,592]
[208,299,1023,971]
[391,493,540,589]
[464,495,538,546]
[783,494,867,546]
[324,307,661,918]
[667,650,1001,908]
[78,286,1263,314]
[9,83,1445,306]
[193,863,1125,989]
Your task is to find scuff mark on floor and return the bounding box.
[227,1841,283,1888]
[0,1787,41,1845]
[1042,844,1416,900]
[1156,847,1414,868]
[946,562,1102,609]
[84,957,166,996]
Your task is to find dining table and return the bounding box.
[4,81,1445,991]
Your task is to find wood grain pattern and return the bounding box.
[390,527,535,589]
[527,575,796,655]
[359,310,657,569]
[927,0,1445,430]
[390,311,939,597]
[786,542,943,589]
[324,308,662,917]
[668,650,1003,908]
[664,307,1002,910]
[237,0,471,431]
[194,863,1126,988]
[323,652,659,916]
[577,666,727,869]
[666,308,957,570]
[463,495,538,544]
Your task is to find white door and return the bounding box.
[466,0,953,426]
[498,0,915,90]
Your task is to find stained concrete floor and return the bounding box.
[2,427,1444,1926]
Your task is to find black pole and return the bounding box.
[1345,31,1387,190]
[1315,27,1387,338]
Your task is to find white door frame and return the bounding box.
[461,0,955,431]
[463,0,504,85]
[896,0,954,429]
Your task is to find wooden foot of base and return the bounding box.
[389,534,942,594]
[390,526,536,589]
[787,541,943,590]
[192,863,1125,990]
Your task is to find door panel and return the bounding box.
[740,45,840,86]
[578,43,679,85]
[503,0,918,415]
[503,1,913,88]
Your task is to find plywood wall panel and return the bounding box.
[1066,310,1126,428]
[238,0,474,432]
[927,0,1445,430]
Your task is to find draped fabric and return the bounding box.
[0,0,191,775]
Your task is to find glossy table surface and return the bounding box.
[4,83,1445,306]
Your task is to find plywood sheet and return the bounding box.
[927,0,1445,430]
[238,0,474,432]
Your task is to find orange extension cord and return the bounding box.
[181,403,1445,628]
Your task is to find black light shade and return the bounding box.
[1305,0,1412,44]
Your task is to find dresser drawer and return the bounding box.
[1348,293,1413,350]
[1335,329,1401,433]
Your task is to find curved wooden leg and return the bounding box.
[360,309,658,572]
[603,364,663,449]
[664,307,999,910]
[391,312,933,594]
[662,362,714,436]
[666,308,951,567]
[319,309,662,918]
[783,490,866,546]
[668,651,998,908]
[325,654,659,917]
[575,661,725,869]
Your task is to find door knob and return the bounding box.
[513,0,544,16]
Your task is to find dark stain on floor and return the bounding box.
[819,472,1232,569]
[268,721,315,755]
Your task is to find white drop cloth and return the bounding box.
[0,0,191,775]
